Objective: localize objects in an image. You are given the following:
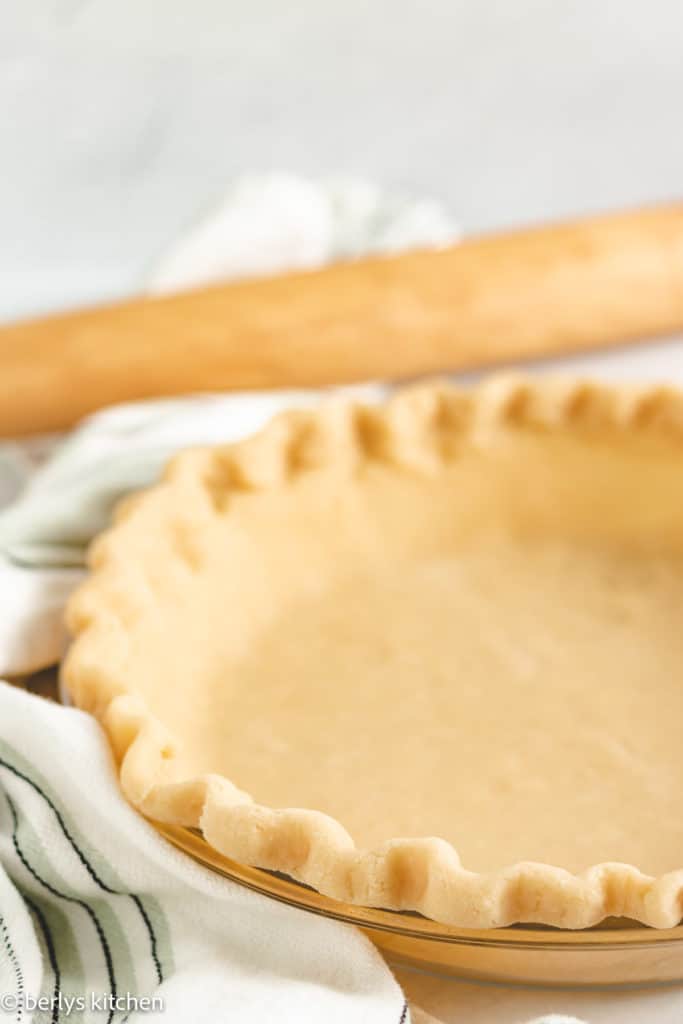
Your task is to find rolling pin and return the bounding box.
[2,203,683,436]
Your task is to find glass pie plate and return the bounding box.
[38,670,683,988]
[156,823,683,988]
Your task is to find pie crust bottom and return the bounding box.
[63,379,683,929]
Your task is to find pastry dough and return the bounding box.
[63,378,683,929]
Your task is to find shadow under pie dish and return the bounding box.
[62,377,683,932]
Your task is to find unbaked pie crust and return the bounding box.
[63,378,683,929]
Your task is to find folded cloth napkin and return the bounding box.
[0,175,582,1023]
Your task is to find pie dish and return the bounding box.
[63,377,683,931]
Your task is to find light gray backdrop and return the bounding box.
[3,1,682,320]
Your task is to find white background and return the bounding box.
[4,3,683,1020]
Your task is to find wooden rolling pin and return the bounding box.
[2,203,683,436]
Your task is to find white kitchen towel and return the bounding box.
[147,173,459,294]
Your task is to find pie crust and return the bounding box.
[63,377,683,930]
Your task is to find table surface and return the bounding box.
[5,3,683,1019]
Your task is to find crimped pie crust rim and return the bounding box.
[62,376,683,930]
